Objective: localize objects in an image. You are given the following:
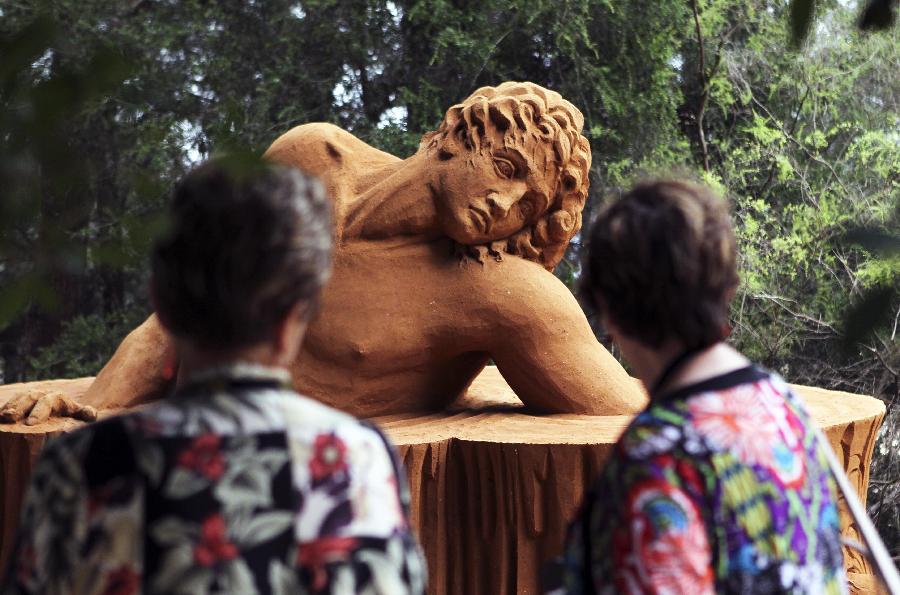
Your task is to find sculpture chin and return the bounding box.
[445,207,525,247]
[441,215,492,246]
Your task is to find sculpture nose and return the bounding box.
[486,193,513,218]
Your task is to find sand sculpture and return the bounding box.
[0,83,888,593]
[0,81,646,423]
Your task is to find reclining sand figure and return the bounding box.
[1,82,646,423]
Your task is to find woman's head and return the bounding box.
[584,179,738,350]
[151,158,332,352]
[421,81,591,270]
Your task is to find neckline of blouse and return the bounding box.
[177,362,292,394]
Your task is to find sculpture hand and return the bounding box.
[0,390,98,426]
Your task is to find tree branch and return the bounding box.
[690,0,710,172]
[467,28,514,92]
[750,95,851,196]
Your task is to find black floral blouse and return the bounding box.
[2,364,426,595]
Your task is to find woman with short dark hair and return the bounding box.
[557,180,847,593]
[3,159,426,594]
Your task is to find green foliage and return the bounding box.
[0,18,133,326]
[26,308,148,380]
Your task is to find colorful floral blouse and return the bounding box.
[559,366,847,594]
[2,365,426,595]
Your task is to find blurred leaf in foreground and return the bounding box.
[841,285,897,352]
[842,227,900,257]
[859,0,898,31]
[790,0,817,47]
[0,14,135,332]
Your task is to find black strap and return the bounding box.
[651,347,705,397]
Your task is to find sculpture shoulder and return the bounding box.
[264,123,399,175]
[456,254,585,331]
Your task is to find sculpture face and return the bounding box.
[431,143,557,245]
[419,82,591,270]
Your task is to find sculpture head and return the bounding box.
[420,81,591,270]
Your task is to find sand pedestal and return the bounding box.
[0,369,886,593]
[378,368,885,594]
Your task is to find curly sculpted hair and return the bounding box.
[421,82,592,271]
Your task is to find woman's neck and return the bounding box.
[622,338,750,397]
[175,342,288,387]
[651,342,750,396]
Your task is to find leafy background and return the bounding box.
[1,0,897,556]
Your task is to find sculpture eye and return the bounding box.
[494,158,515,179]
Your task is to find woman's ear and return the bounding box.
[272,301,309,366]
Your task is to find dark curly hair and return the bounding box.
[421,81,591,271]
[151,157,332,351]
[584,179,739,349]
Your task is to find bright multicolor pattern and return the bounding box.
[3,365,426,595]
[561,366,847,594]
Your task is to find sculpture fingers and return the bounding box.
[54,393,98,422]
[24,393,55,426]
[0,391,42,423]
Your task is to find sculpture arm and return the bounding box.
[477,260,647,415]
[81,314,176,410]
[0,315,174,424]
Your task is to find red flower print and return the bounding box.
[677,459,705,494]
[297,536,359,590]
[309,433,348,482]
[613,479,715,595]
[101,565,140,595]
[177,433,225,480]
[656,454,676,469]
[752,379,808,487]
[193,514,238,567]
